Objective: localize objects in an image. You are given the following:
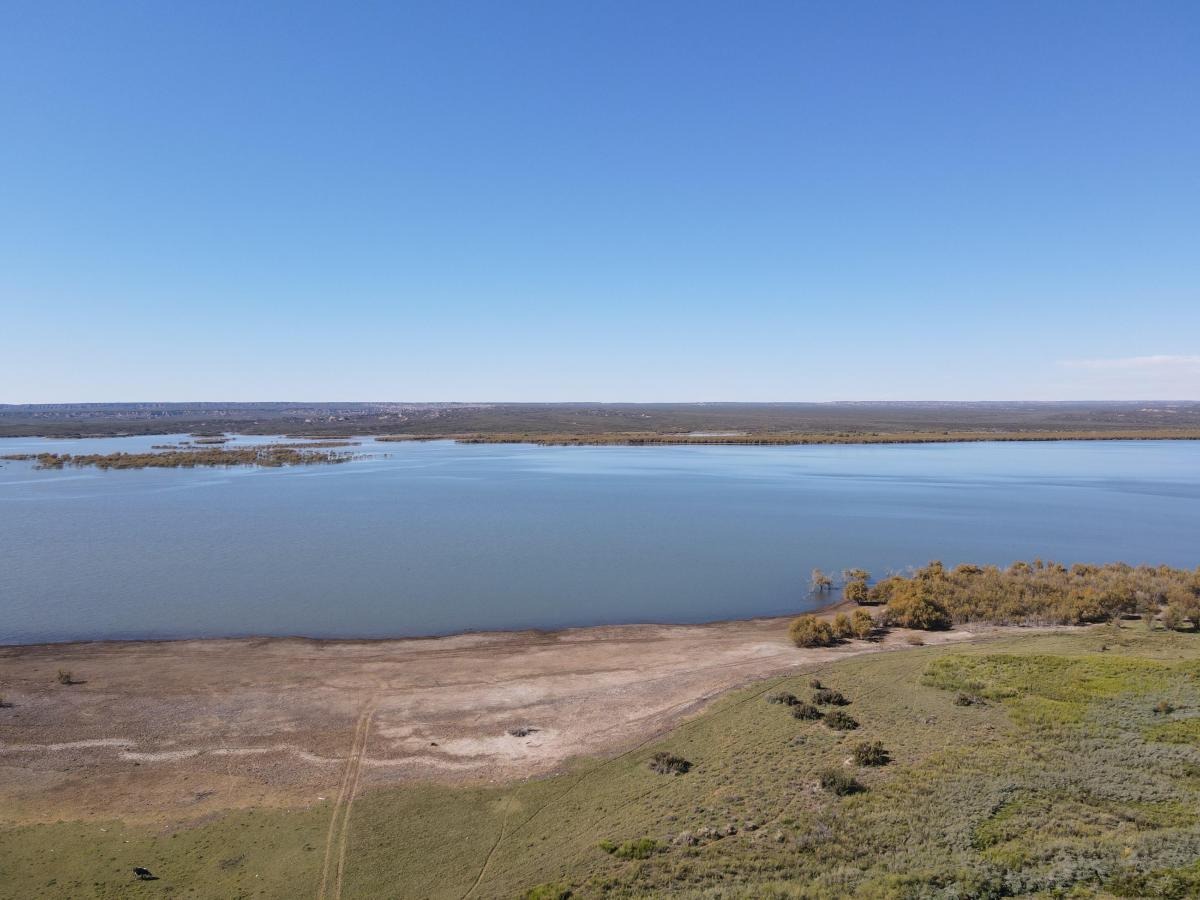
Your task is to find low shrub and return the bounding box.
[522,884,572,900]
[791,703,823,721]
[809,678,823,689]
[648,751,691,775]
[766,691,798,706]
[606,838,658,860]
[1155,700,1176,716]
[955,693,983,707]
[56,669,73,685]
[818,769,864,795]
[1107,861,1200,899]
[885,593,952,630]
[825,710,859,730]
[813,688,849,706]
[850,608,875,639]
[852,741,890,766]
[789,615,838,648]
[843,579,870,604]
[831,612,854,640]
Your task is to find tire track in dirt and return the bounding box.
[318,699,376,900]
[461,794,514,900]
[331,698,377,900]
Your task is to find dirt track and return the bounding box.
[0,616,984,825]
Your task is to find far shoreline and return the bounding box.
[5,428,1200,446]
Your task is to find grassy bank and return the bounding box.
[3,626,1198,898]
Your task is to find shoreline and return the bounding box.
[0,596,859,651]
[0,606,1041,827]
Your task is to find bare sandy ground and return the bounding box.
[0,615,998,825]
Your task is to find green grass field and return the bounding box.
[4,625,1199,899]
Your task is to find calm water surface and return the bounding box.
[1,437,1198,644]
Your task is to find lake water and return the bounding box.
[1,436,1198,644]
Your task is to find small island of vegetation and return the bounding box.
[1,445,355,470]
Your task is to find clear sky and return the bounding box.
[2,1,1197,402]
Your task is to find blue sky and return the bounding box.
[2,1,1197,402]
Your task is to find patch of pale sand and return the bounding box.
[361,755,483,771]
[120,748,203,762]
[119,745,347,764]
[381,730,561,763]
[0,738,135,753]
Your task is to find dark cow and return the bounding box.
[132,867,157,881]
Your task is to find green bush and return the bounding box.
[843,579,870,604]
[648,751,691,775]
[789,615,837,647]
[852,741,890,766]
[813,688,849,706]
[884,593,952,630]
[850,608,875,639]
[1163,591,1200,631]
[601,837,658,860]
[522,884,572,900]
[825,710,858,730]
[831,612,854,640]
[818,769,864,795]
